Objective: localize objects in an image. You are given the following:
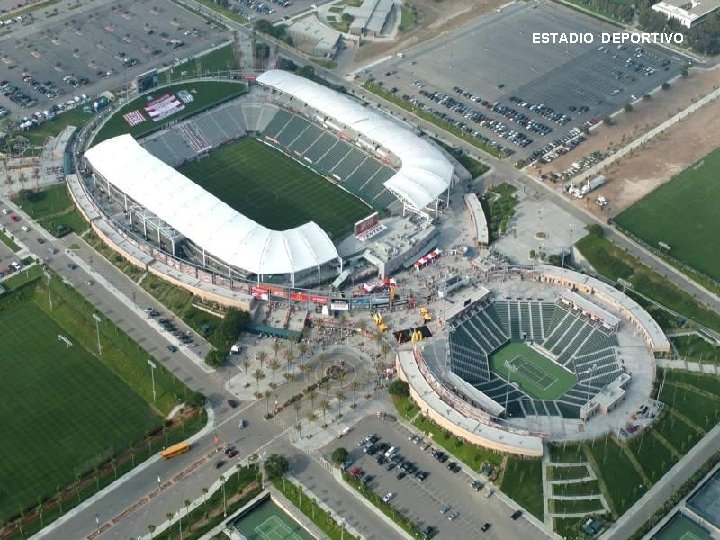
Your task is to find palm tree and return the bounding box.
[145,432,153,453]
[350,381,360,408]
[184,498,191,522]
[373,330,383,354]
[55,485,64,515]
[130,446,136,467]
[258,350,268,369]
[382,343,391,361]
[93,463,100,492]
[264,389,273,415]
[268,359,281,383]
[307,389,318,411]
[337,369,347,390]
[293,401,302,423]
[336,391,346,417]
[306,411,317,423]
[253,368,265,394]
[322,378,332,398]
[202,487,209,504]
[299,341,308,358]
[320,399,330,422]
[242,358,250,374]
[37,498,45,528]
[165,512,173,528]
[272,341,281,358]
[283,348,294,373]
[358,319,368,336]
[148,524,156,537]
[318,353,328,376]
[299,362,310,385]
[111,457,117,479]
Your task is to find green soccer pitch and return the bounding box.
[0,301,162,521]
[615,148,720,282]
[488,342,578,400]
[178,137,372,239]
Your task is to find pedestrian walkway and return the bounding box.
[657,359,719,374]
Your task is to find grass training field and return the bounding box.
[489,341,577,400]
[178,137,371,239]
[615,149,720,282]
[0,301,161,521]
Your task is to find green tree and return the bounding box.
[389,379,409,397]
[264,454,290,480]
[331,447,349,465]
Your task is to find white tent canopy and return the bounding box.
[85,134,339,277]
[257,70,454,210]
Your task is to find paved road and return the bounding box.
[277,440,407,540]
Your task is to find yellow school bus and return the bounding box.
[161,442,190,460]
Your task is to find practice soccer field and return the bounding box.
[178,137,371,239]
[615,148,720,281]
[489,342,577,400]
[0,301,161,521]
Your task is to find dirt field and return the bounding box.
[531,66,720,218]
[351,0,506,65]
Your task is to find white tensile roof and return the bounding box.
[85,134,339,276]
[257,70,454,210]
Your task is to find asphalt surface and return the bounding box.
[360,1,683,159]
[0,0,230,116]
[322,416,549,540]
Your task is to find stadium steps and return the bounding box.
[558,324,596,367]
[277,116,311,147]
[303,132,337,165]
[549,316,586,355]
[330,148,367,180]
[508,301,521,339]
[256,104,280,132]
[223,106,248,136]
[344,157,380,193]
[540,302,557,337]
[291,124,325,154]
[543,303,570,339]
[463,318,496,355]
[262,109,293,137]
[543,308,575,350]
[530,302,543,341]
[479,307,508,345]
[317,142,352,175]
[371,189,397,210]
[577,329,618,357]
[520,302,532,339]
[505,400,525,418]
[241,104,261,132]
[556,402,581,418]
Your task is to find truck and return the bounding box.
[570,176,606,199]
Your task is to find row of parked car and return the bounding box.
[453,86,553,136]
[509,95,572,126]
[146,309,194,346]
[418,89,533,148]
[529,128,587,164]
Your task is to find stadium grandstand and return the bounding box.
[81,71,458,289]
[399,265,664,450]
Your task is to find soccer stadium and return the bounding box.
[81,70,458,290]
[396,265,669,456]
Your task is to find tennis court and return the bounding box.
[230,499,313,540]
[687,469,720,529]
[652,512,713,540]
[489,342,577,400]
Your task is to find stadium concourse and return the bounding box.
[396,265,668,454]
[81,70,459,291]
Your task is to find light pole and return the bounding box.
[148,360,157,402]
[43,267,52,312]
[92,313,102,356]
[220,475,227,517]
[341,517,347,540]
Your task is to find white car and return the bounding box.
[382,492,395,503]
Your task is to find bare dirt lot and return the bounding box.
[532,66,720,218]
[351,0,505,65]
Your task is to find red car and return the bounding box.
[10,214,19,222]
[349,466,362,478]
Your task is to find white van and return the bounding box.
[384,446,397,458]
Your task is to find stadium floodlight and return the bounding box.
[148,360,157,403]
[92,313,102,356]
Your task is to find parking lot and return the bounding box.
[0,0,229,116]
[323,415,547,540]
[363,1,683,160]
